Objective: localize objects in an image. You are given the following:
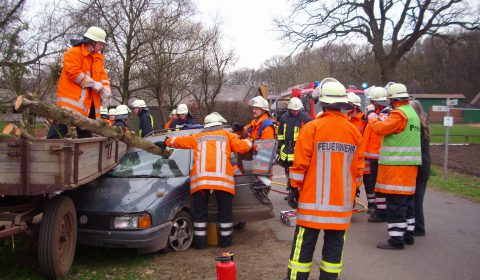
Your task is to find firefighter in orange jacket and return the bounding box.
[47,26,111,139]
[286,78,364,280]
[347,93,366,134]
[363,86,391,217]
[244,96,275,140]
[165,112,252,249]
[164,109,178,129]
[368,82,421,250]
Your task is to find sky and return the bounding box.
[194,0,293,71]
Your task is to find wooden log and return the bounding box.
[1,123,34,140]
[14,95,167,156]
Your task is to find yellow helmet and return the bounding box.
[385,82,409,99]
[177,104,188,114]
[248,96,269,111]
[288,97,303,110]
[204,112,227,128]
[347,92,361,107]
[317,78,348,104]
[366,86,388,101]
[84,26,107,43]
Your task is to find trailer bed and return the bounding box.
[0,137,127,196]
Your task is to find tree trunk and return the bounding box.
[379,58,398,84]
[14,95,167,156]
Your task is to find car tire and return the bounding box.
[167,211,193,251]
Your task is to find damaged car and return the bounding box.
[66,129,276,254]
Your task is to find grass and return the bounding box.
[430,123,480,144]
[428,164,480,202]
[0,121,4,131]
[0,240,155,280]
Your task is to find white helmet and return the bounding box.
[84,26,107,43]
[115,104,131,115]
[288,97,303,110]
[347,92,361,107]
[177,104,188,114]
[170,109,177,116]
[385,82,409,99]
[366,86,388,101]
[100,106,108,115]
[248,96,269,111]
[317,78,348,104]
[108,108,116,115]
[132,99,147,108]
[204,112,227,128]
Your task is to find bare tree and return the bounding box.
[188,25,236,115]
[139,0,202,124]
[276,0,480,82]
[76,0,156,103]
[1,0,74,94]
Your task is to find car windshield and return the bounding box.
[108,148,190,178]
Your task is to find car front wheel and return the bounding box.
[168,211,193,251]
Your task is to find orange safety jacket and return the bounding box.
[289,111,364,230]
[349,111,366,135]
[56,44,110,120]
[166,128,252,195]
[369,100,418,195]
[363,107,387,160]
[164,118,173,129]
[245,113,275,140]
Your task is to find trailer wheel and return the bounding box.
[38,195,77,279]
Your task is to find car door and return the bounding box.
[208,139,277,223]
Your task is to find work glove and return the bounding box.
[101,87,112,108]
[365,104,375,115]
[156,140,167,151]
[92,81,104,92]
[232,122,244,132]
[287,188,299,209]
[368,112,379,121]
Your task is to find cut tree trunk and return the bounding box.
[14,95,166,156]
[2,123,35,140]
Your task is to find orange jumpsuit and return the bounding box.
[289,111,364,230]
[286,111,364,280]
[56,44,110,119]
[166,129,252,195]
[369,100,418,195]
[349,111,366,134]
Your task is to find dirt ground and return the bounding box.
[141,222,291,279]
[430,143,480,176]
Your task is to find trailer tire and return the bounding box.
[38,195,77,279]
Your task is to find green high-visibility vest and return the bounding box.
[379,104,422,165]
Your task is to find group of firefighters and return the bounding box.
[50,25,430,280]
[279,80,430,280]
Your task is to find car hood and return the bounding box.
[69,176,189,213]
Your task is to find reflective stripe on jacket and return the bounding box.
[378,104,421,165]
[277,111,312,162]
[370,100,420,195]
[56,44,110,119]
[289,111,364,230]
[166,128,252,195]
[245,113,275,140]
[138,110,154,138]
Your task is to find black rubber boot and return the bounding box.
[376,240,404,250]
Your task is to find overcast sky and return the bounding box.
[194,0,293,71]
